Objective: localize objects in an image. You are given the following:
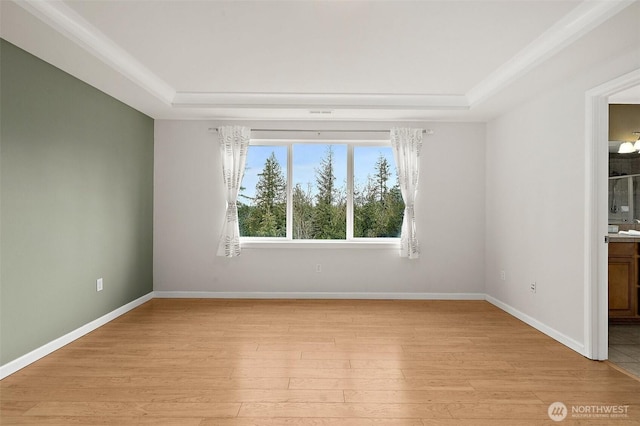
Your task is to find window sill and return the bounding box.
[240,238,401,250]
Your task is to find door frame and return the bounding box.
[585,68,640,360]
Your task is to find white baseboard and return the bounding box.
[1,291,588,379]
[485,295,586,356]
[0,292,154,379]
[153,291,487,300]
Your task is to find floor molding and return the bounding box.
[485,295,586,357]
[0,292,154,380]
[1,291,587,379]
[153,291,487,300]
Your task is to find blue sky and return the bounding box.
[240,144,397,204]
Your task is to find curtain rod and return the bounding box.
[209,128,433,134]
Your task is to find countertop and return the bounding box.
[608,233,640,242]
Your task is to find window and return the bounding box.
[238,141,404,241]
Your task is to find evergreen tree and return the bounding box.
[255,153,286,210]
[385,183,405,237]
[354,178,376,237]
[292,183,314,239]
[237,182,253,237]
[244,152,286,237]
[315,146,336,206]
[237,202,251,236]
[312,146,346,239]
[354,153,404,238]
[374,155,391,202]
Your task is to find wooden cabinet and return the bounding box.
[609,242,640,321]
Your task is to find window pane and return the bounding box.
[354,146,404,238]
[238,146,287,237]
[292,144,347,239]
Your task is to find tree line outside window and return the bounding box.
[238,143,404,240]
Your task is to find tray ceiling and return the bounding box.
[1,0,637,121]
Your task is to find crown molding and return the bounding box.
[172,92,469,110]
[14,0,175,105]
[466,0,637,107]
[13,0,635,117]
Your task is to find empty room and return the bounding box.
[2,0,640,424]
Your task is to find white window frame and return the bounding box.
[240,138,401,249]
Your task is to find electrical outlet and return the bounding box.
[530,282,536,293]
[316,264,322,273]
[500,270,506,281]
[97,278,103,292]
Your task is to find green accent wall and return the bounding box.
[0,39,154,365]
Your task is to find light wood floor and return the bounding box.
[2,299,640,425]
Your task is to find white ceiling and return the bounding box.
[1,0,638,121]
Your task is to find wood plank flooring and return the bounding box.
[2,299,640,425]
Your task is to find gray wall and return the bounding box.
[485,3,640,355]
[154,120,485,295]
[0,39,154,365]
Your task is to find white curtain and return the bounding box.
[390,127,423,259]
[217,126,250,257]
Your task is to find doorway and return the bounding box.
[586,69,640,361]
[606,101,640,375]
